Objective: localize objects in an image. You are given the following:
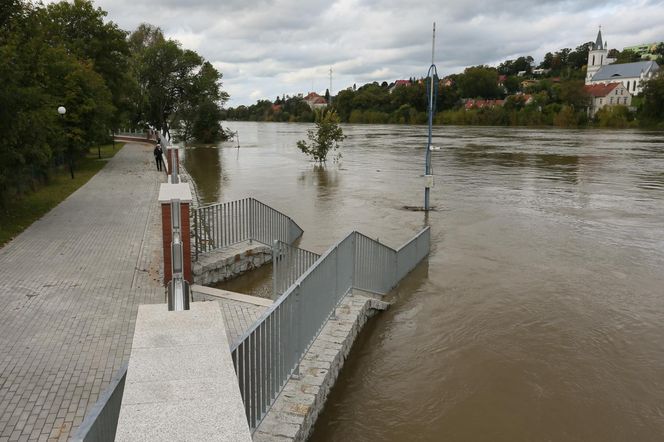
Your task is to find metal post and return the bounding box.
[425,22,436,211]
[292,286,301,380]
[272,240,278,298]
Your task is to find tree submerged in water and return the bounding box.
[297,110,345,163]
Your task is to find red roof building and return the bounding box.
[303,92,328,110]
[464,99,505,110]
[583,83,631,117]
[389,80,411,93]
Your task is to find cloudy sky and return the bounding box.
[47,0,664,105]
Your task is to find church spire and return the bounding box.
[594,27,603,50]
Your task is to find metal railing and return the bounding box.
[354,227,432,294]
[272,241,321,296]
[70,363,128,442]
[114,130,147,138]
[232,226,430,430]
[192,198,304,260]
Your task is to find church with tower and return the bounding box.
[585,28,660,95]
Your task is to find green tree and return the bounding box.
[614,49,642,64]
[297,110,345,163]
[42,0,129,129]
[595,105,631,128]
[555,80,590,109]
[333,89,355,122]
[127,24,228,140]
[504,76,521,94]
[457,66,501,99]
[640,74,664,124]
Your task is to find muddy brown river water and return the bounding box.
[183,122,664,441]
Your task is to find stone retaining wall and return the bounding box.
[193,241,272,286]
[254,293,389,441]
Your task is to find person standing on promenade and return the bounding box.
[153,143,164,171]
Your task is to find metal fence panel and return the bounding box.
[193,198,303,259]
[354,232,398,294]
[70,364,128,442]
[272,241,321,296]
[396,226,431,281]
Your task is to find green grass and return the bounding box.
[0,142,124,247]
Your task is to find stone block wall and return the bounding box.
[193,243,272,286]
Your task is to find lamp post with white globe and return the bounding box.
[57,106,74,179]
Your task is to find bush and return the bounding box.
[296,110,345,163]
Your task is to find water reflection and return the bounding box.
[298,165,340,200]
[182,146,222,204]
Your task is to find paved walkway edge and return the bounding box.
[191,285,273,307]
[254,293,389,442]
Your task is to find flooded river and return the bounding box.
[183,122,664,441]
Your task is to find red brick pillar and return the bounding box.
[161,200,192,286]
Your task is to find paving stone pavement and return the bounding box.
[0,142,270,442]
[0,143,166,442]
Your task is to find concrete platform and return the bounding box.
[116,303,251,442]
[193,285,271,347]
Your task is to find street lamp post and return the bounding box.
[57,106,74,179]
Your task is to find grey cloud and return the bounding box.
[43,0,664,105]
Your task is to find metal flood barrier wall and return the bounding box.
[232,226,430,430]
[70,364,128,442]
[192,198,304,260]
[355,227,432,294]
[272,240,321,297]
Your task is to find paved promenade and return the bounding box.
[0,143,165,441]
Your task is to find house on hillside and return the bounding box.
[623,42,664,61]
[584,83,631,117]
[389,80,410,93]
[585,28,660,94]
[506,94,534,107]
[532,68,551,75]
[520,79,538,89]
[464,99,504,110]
[303,92,327,110]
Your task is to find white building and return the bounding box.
[584,83,632,117]
[585,28,660,95]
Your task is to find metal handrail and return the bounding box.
[232,226,430,430]
[70,363,128,442]
[192,198,304,260]
[272,240,321,297]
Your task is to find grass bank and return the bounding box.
[0,143,124,247]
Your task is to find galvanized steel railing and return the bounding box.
[232,226,430,431]
[354,227,432,294]
[272,241,321,296]
[70,363,128,442]
[192,198,304,260]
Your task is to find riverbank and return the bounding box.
[223,114,664,130]
[0,143,124,247]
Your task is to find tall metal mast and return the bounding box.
[425,23,437,211]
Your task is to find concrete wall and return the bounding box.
[115,303,252,442]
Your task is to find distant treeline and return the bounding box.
[224,42,664,129]
[1,0,228,206]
